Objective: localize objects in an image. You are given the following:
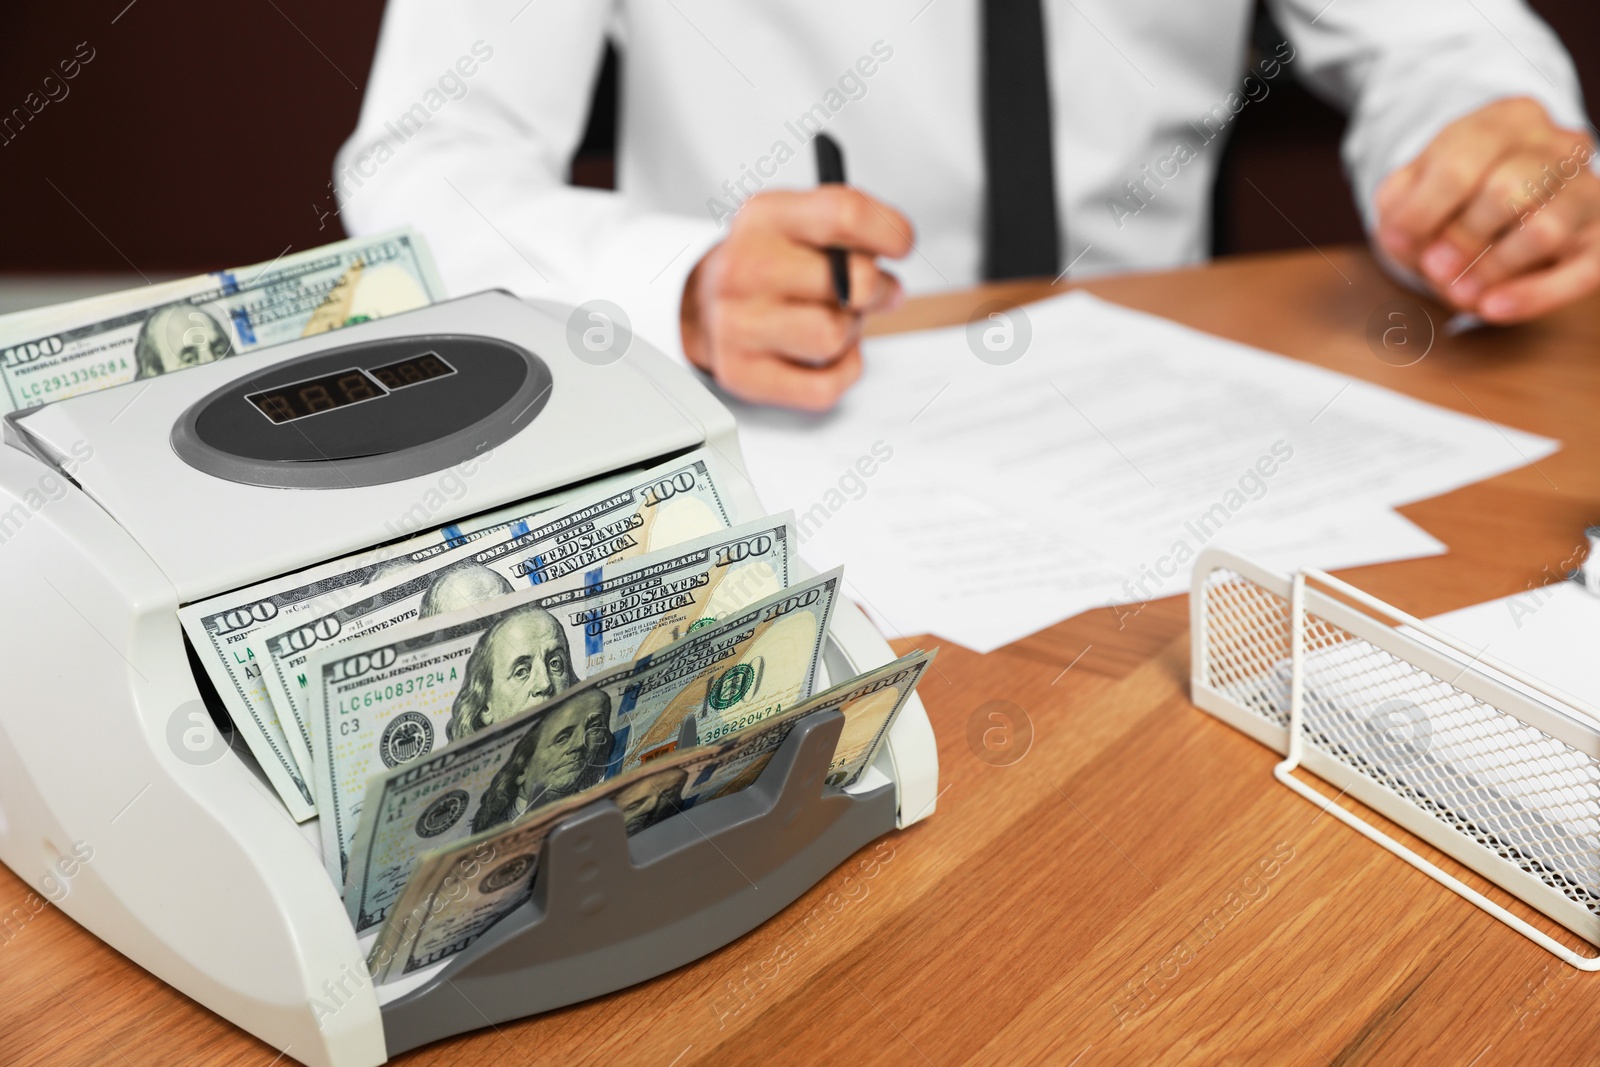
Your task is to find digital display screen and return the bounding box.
[243,353,456,424]
[370,352,456,390]
[245,368,387,424]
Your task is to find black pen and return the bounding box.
[813,133,851,308]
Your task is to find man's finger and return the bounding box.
[1448,203,1575,304]
[1374,162,1421,262]
[845,257,903,312]
[1418,151,1560,293]
[719,239,901,310]
[1450,153,1547,248]
[744,187,915,259]
[1477,232,1600,322]
[716,299,862,367]
[714,345,864,412]
[1374,160,1419,218]
[1380,126,1514,256]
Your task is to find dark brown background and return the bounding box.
[0,1,1593,276]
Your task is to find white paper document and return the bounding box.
[1427,582,1600,715]
[728,292,1557,652]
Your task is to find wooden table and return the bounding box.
[5,246,1599,1065]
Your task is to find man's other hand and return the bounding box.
[1375,97,1600,323]
[681,187,913,411]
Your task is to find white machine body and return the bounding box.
[0,293,936,1066]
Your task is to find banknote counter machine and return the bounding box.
[0,292,938,1067]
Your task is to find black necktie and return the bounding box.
[981,0,1062,280]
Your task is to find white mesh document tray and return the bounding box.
[1190,548,1600,968]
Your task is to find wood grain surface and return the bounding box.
[4,246,1598,1066]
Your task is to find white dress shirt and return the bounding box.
[335,0,1588,359]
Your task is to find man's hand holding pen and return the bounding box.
[681,186,913,412]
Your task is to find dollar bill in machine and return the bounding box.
[249,452,736,786]
[336,569,844,931]
[0,229,445,414]
[365,649,935,982]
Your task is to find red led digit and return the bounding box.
[299,384,336,413]
[256,394,295,422]
[339,372,378,401]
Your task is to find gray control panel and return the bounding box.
[170,333,553,489]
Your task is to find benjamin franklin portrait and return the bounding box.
[420,560,514,619]
[133,304,233,379]
[470,686,615,832]
[613,767,689,836]
[445,602,579,742]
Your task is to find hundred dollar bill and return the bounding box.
[338,569,841,928]
[301,514,791,880]
[0,229,445,414]
[302,511,792,824]
[178,465,657,811]
[612,571,841,765]
[177,481,628,818]
[569,513,793,673]
[250,452,736,777]
[366,650,934,981]
[309,515,801,891]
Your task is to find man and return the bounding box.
[338,1,1597,411]
[445,603,580,741]
[133,304,232,379]
[470,686,615,831]
[419,559,514,619]
[613,766,690,835]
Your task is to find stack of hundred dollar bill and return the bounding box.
[172,445,931,982]
[0,228,446,414]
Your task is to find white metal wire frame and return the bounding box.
[1190,549,1600,969]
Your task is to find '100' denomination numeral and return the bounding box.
[715,534,773,567]
[274,615,343,653]
[211,601,279,635]
[639,470,699,508]
[328,647,398,683]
